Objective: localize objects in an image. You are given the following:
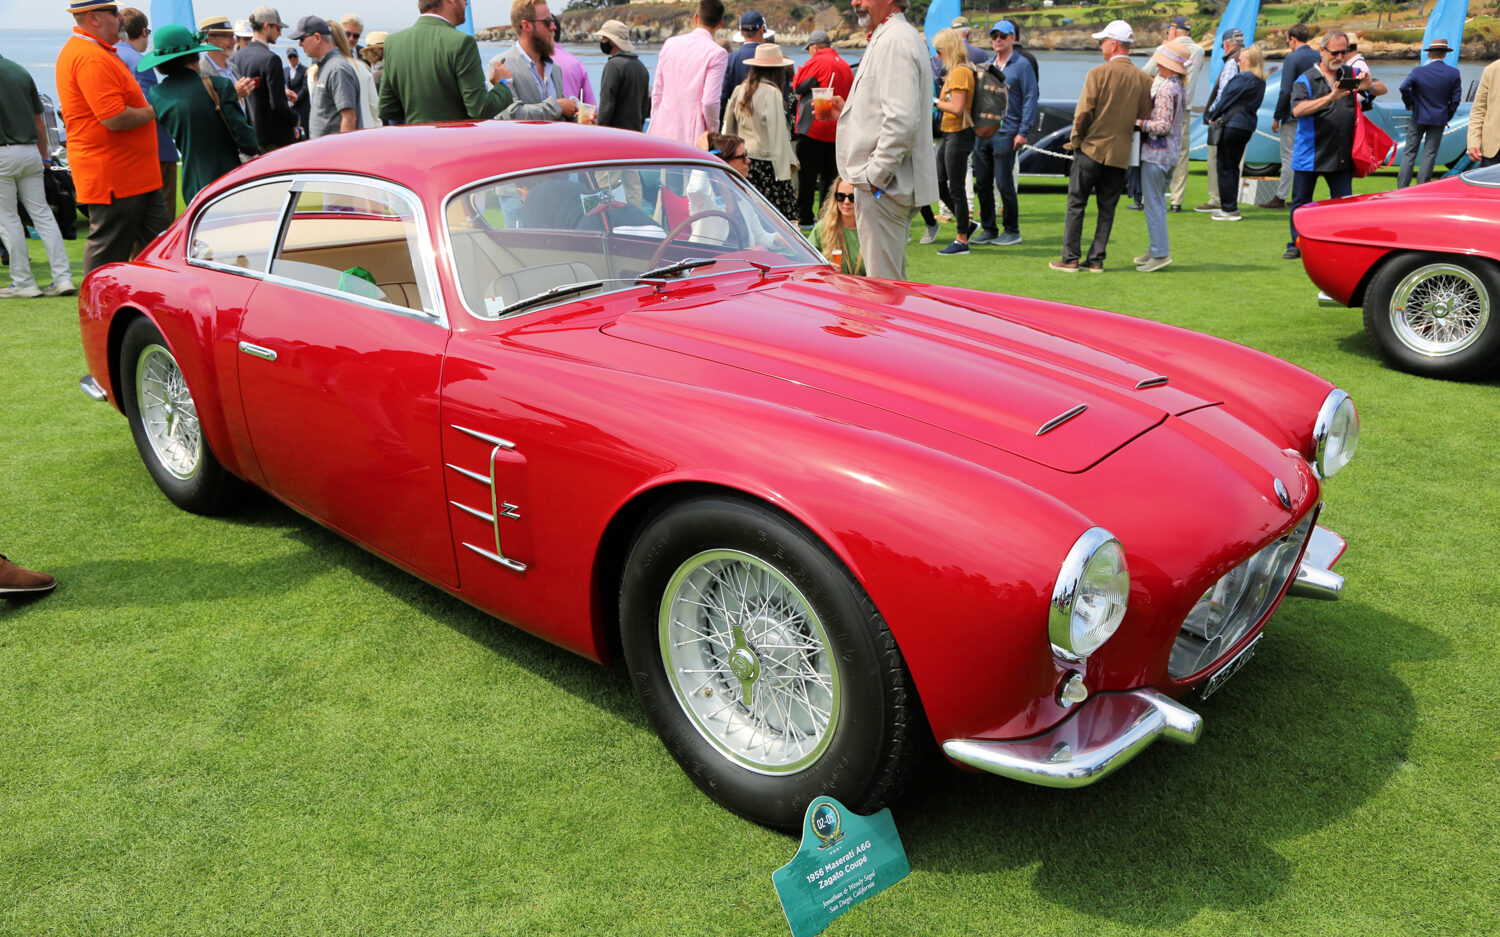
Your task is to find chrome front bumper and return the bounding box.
[1317,291,1343,308]
[1288,523,1346,600]
[942,689,1202,788]
[942,525,1348,788]
[79,374,107,401]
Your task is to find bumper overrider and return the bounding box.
[941,525,1346,788]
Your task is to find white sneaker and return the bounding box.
[0,284,43,299]
[1210,210,1242,222]
[42,280,77,297]
[919,224,940,245]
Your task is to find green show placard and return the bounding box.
[772,797,910,937]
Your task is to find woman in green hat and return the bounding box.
[137,24,259,205]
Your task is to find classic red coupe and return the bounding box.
[1299,164,1500,381]
[78,122,1357,829]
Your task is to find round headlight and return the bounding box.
[1049,528,1129,661]
[1313,389,1359,478]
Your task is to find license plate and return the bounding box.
[1201,634,1262,700]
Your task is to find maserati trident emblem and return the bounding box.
[1274,478,1292,511]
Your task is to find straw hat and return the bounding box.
[198,15,235,34]
[746,42,794,68]
[1425,37,1452,53]
[364,29,387,47]
[1152,36,1196,75]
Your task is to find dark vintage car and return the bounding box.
[78,122,1356,828]
[1299,164,1500,380]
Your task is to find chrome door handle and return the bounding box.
[238,341,277,362]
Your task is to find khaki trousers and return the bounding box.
[854,187,913,280]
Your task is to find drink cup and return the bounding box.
[812,87,833,121]
[578,102,597,125]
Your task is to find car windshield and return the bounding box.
[1461,164,1500,187]
[446,163,822,318]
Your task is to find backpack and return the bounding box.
[969,62,1008,139]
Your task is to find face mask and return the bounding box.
[600,41,611,55]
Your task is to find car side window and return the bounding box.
[188,180,291,274]
[270,178,435,315]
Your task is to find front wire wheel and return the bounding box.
[621,497,919,829]
[661,550,840,774]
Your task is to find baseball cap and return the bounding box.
[989,20,1016,37]
[285,14,330,40]
[805,29,830,47]
[1168,15,1190,30]
[1221,28,1244,44]
[950,17,967,29]
[739,10,764,30]
[1091,20,1134,44]
[249,6,287,28]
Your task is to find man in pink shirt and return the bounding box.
[648,0,728,145]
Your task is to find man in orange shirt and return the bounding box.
[56,0,171,273]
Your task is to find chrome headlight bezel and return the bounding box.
[1049,527,1129,661]
[1312,389,1359,479]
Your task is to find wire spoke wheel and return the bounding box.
[660,549,839,774]
[135,344,203,480]
[1389,263,1490,357]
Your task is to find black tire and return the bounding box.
[619,496,919,830]
[119,317,243,514]
[1362,252,1500,381]
[1242,162,1279,177]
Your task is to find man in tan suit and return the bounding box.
[1052,20,1153,272]
[1468,58,1500,167]
[831,0,938,279]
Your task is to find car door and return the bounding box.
[236,174,458,586]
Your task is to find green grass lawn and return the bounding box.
[2,167,1497,936]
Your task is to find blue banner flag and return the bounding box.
[923,0,960,50]
[459,0,474,38]
[151,0,195,31]
[1206,0,1262,91]
[1421,0,1469,65]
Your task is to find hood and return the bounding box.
[602,273,1220,473]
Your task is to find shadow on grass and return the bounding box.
[891,598,1443,928]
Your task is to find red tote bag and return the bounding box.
[1351,100,1396,177]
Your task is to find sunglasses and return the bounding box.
[1324,47,1348,57]
[347,31,360,40]
[833,191,855,203]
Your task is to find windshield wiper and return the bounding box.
[636,258,718,281]
[496,280,606,316]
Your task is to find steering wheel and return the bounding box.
[647,209,740,270]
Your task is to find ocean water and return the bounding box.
[5,28,1485,115]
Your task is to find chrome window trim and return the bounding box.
[1459,164,1500,187]
[277,173,447,327]
[185,174,297,279]
[438,157,823,323]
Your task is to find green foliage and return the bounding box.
[1296,3,1320,23]
[1342,0,1368,14]
[3,170,1499,936]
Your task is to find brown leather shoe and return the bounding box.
[1257,197,1288,209]
[0,555,56,595]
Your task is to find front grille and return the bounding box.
[1168,514,1315,679]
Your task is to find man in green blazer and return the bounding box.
[379,0,513,124]
[138,25,259,204]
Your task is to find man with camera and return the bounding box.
[1284,30,1360,260]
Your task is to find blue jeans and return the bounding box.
[972,134,1019,234]
[1397,122,1444,187]
[1141,161,1171,259]
[1288,168,1353,248]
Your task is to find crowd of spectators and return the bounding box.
[4,3,1496,300]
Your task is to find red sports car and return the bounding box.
[1299,164,1500,380]
[78,122,1356,829]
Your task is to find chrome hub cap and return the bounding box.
[660,550,839,774]
[136,344,203,479]
[1390,263,1490,357]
